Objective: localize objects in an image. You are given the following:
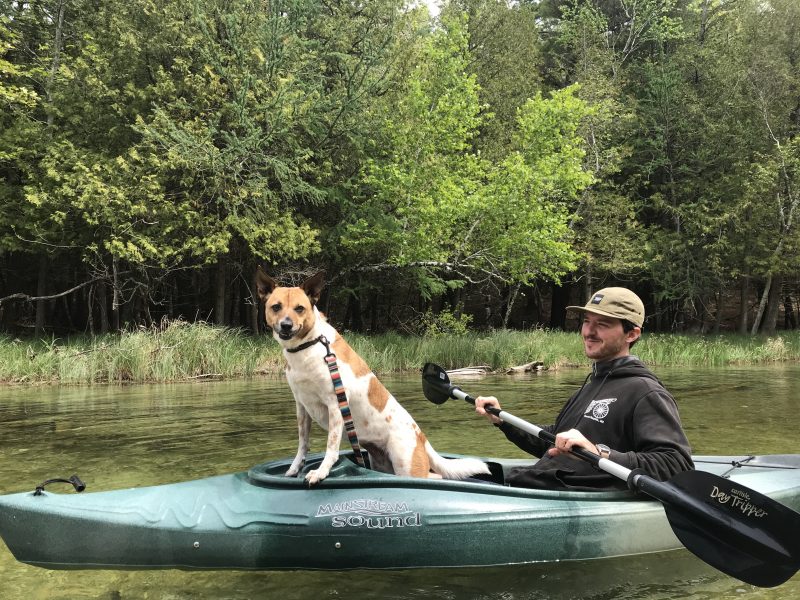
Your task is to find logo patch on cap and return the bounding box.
[590,294,604,305]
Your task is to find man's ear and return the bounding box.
[301,271,325,305]
[255,267,278,302]
[626,326,642,345]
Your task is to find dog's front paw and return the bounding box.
[285,458,305,477]
[304,468,329,486]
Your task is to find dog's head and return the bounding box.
[256,268,325,343]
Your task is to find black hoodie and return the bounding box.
[499,356,694,491]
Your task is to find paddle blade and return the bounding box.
[661,470,800,587]
[421,363,453,405]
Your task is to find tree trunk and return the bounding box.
[502,283,520,329]
[214,260,226,325]
[784,295,797,330]
[61,295,74,330]
[370,291,379,331]
[751,275,771,335]
[34,255,47,335]
[712,288,724,334]
[112,258,120,331]
[141,287,154,327]
[760,274,783,334]
[549,281,571,330]
[249,269,261,334]
[386,290,394,330]
[347,291,364,332]
[738,276,750,334]
[87,284,95,335]
[97,279,109,333]
[523,285,542,328]
[230,275,241,327]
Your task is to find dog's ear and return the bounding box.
[300,271,325,305]
[255,267,279,302]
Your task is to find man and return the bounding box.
[475,287,693,490]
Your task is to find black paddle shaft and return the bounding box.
[421,362,800,588]
[461,388,603,465]
[422,362,616,469]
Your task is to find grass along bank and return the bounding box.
[0,320,282,385]
[2,321,800,385]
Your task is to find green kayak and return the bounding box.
[0,452,798,571]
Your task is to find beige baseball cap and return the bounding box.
[567,287,645,327]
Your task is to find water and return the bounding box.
[0,364,798,599]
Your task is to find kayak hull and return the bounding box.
[0,453,798,571]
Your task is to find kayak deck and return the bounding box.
[0,453,798,571]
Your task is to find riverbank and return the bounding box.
[1,321,799,385]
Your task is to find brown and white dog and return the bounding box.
[256,268,489,485]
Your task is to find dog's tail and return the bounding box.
[425,441,491,480]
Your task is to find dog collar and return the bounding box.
[285,335,327,354]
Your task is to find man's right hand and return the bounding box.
[474,396,503,425]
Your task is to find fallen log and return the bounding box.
[506,361,544,374]
[446,366,492,377]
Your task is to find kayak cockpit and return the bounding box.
[246,451,800,506]
[245,451,640,500]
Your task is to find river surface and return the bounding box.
[0,364,798,599]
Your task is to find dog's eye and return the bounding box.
[270,303,282,312]
[294,305,305,314]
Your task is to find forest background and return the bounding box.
[2,0,800,339]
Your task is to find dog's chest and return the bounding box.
[284,351,375,427]
[284,351,330,394]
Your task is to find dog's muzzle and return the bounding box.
[277,319,296,340]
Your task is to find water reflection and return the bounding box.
[0,365,798,599]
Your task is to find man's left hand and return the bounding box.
[548,428,598,458]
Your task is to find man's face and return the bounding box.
[580,313,640,361]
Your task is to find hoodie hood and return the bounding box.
[591,355,659,382]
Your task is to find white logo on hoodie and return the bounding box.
[584,398,616,423]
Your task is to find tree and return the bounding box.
[556,0,647,304]
[336,11,486,302]
[340,7,591,324]
[446,0,543,160]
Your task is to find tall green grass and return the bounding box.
[347,330,800,371]
[0,320,282,385]
[1,323,800,385]
[635,333,800,366]
[346,329,586,372]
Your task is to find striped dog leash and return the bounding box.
[315,336,366,467]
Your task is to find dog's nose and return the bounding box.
[279,319,294,333]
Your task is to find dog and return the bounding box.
[256,268,490,485]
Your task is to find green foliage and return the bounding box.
[447,0,542,159]
[472,86,592,284]
[0,17,38,108]
[129,0,334,266]
[342,21,591,294]
[740,137,800,275]
[339,10,486,296]
[419,305,473,338]
[4,0,800,336]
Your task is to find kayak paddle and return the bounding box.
[421,362,800,588]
